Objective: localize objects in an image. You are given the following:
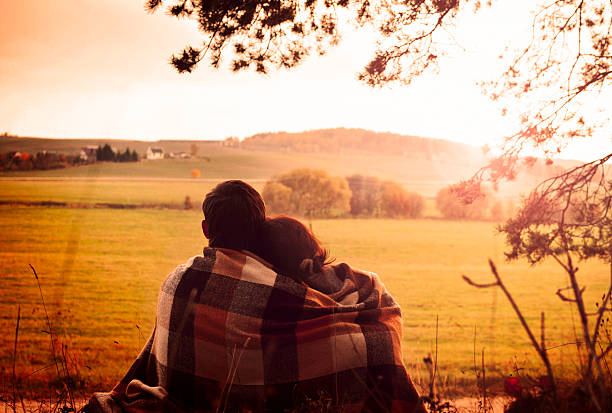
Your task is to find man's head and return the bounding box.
[202,180,266,251]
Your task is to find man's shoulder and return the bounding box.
[159,247,280,298]
[162,248,257,285]
[174,249,215,273]
[160,249,217,292]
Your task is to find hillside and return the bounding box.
[0,130,580,198]
[0,135,230,156]
[0,129,483,161]
[241,128,484,160]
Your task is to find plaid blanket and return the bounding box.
[87,248,424,413]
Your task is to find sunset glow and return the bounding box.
[0,0,609,160]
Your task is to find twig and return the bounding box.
[463,259,556,394]
[541,312,546,357]
[545,341,584,351]
[12,306,20,413]
[217,344,238,413]
[18,395,25,413]
[221,337,252,413]
[23,364,55,379]
[600,343,612,358]
[481,348,486,413]
[461,276,498,289]
[434,315,438,400]
[556,287,578,302]
[598,342,612,379]
[29,264,61,379]
[62,345,75,411]
[136,324,143,350]
[472,325,481,405]
[592,263,612,347]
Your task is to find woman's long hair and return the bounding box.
[254,216,332,280]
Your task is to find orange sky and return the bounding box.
[0,0,609,160]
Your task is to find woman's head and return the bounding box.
[256,216,330,280]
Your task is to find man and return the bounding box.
[87,180,424,412]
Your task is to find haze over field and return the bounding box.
[1,1,609,161]
[0,129,580,200]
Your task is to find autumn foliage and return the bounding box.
[263,169,425,219]
[263,168,351,218]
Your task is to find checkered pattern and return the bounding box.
[87,248,425,413]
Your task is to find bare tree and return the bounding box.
[465,155,612,411]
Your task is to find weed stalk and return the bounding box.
[29,264,61,380]
[12,306,20,413]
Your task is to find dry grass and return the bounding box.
[0,173,610,412]
[1,206,609,398]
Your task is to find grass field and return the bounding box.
[0,179,223,206]
[1,179,610,397]
[0,178,442,218]
[0,148,485,198]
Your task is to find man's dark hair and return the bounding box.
[203,180,266,251]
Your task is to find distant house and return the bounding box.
[80,146,97,161]
[82,146,97,157]
[168,151,191,159]
[146,147,164,160]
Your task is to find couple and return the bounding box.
[88,180,425,413]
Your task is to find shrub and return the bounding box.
[263,181,292,214]
[264,168,351,218]
[436,185,490,219]
[346,174,383,216]
[347,174,424,218]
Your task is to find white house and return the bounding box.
[168,151,191,159]
[80,146,98,161]
[146,147,164,160]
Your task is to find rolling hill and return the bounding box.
[0,129,577,198]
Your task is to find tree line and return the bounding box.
[241,128,478,159]
[0,151,88,171]
[264,168,513,220]
[96,144,139,162]
[0,144,139,171]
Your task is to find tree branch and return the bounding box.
[463,259,556,392]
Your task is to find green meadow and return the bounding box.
[0,178,443,217]
[1,178,609,396]
[0,179,222,205]
[0,149,471,198]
